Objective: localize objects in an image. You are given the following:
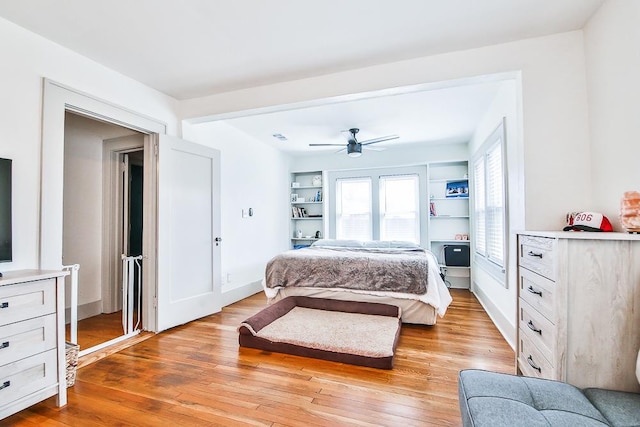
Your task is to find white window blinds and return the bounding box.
[379,174,420,243]
[473,157,486,256]
[473,120,506,270]
[485,142,505,266]
[336,177,372,240]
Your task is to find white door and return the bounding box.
[156,134,222,331]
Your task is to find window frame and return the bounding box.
[327,166,427,245]
[472,119,508,283]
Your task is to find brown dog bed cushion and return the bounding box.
[238,296,402,369]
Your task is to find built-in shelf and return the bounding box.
[290,171,324,249]
[291,185,322,190]
[428,161,471,289]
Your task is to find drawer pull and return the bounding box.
[0,302,8,309]
[0,341,8,349]
[527,251,543,259]
[527,286,542,297]
[527,320,542,335]
[0,380,10,390]
[526,355,542,373]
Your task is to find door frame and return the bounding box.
[102,137,144,314]
[41,79,166,332]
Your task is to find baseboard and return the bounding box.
[222,280,263,307]
[65,300,102,323]
[471,284,515,351]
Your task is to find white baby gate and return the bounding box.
[65,255,143,357]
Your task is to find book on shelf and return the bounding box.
[291,207,307,218]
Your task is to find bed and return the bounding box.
[263,239,453,325]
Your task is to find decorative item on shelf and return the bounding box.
[312,175,322,186]
[296,229,302,238]
[446,180,469,198]
[291,182,300,188]
[313,190,322,202]
[291,193,298,202]
[563,212,613,232]
[462,234,469,240]
[315,230,322,238]
[296,196,305,203]
[455,234,463,240]
[620,191,640,234]
[430,201,437,217]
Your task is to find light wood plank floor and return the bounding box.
[4,289,514,426]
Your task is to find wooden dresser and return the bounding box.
[516,232,640,392]
[0,270,68,420]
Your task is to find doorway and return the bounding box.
[62,112,146,353]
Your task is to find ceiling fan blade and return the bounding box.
[334,147,347,153]
[360,135,399,145]
[309,143,346,147]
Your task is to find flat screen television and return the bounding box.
[0,158,12,263]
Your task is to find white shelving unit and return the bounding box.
[290,171,324,249]
[427,161,470,289]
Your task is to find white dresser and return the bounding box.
[516,231,640,393]
[0,270,68,420]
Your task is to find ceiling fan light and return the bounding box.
[347,142,362,157]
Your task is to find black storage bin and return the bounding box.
[444,245,470,267]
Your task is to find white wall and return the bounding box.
[468,80,522,347]
[182,121,291,301]
[0,17,179,272]
[584,0,640,230]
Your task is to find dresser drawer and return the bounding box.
[519,235,556,280]
[519,267,555,322]
[519,298,555,364]
[518,332,555,380]
[0,349,58,408]
[0,279,56,326]
[0,314,57,366]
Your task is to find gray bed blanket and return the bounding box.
[265,246,428,294]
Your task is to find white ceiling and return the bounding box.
[0,0,604,154]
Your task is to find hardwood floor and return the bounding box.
[4,289,514,426]
[65,311,127,351]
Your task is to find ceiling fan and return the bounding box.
[309,128,399,157]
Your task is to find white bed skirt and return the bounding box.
[268,287,438,325]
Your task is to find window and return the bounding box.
[473,119,506,276]
[379,175,420,243]
[336,177,372,240]
[329,167,426,244]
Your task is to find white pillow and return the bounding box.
[637,349,640,385]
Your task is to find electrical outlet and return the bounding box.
[241,209,248,218]
[226,273,232,283]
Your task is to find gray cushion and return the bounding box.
[459,369,610,426]
[583,388,640,427]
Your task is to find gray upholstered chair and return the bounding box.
[458,350,640,426]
